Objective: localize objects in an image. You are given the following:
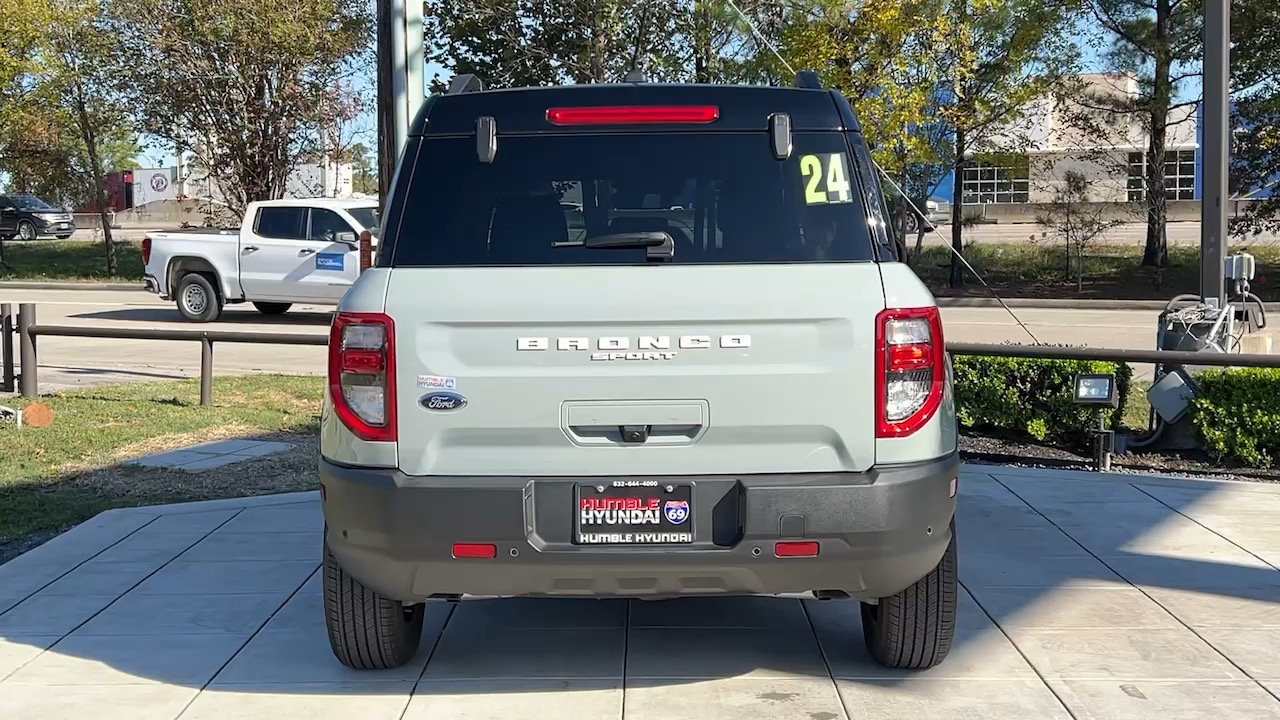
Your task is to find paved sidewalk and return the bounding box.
[1,465,1278,718]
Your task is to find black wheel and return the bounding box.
[861,523,957,669]
[16,221,36,241]
[253,302,292,316]
[323,540,424,670]
[903,212,919,234]
[175,273,223,323]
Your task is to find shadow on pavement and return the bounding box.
[71,307,334,326]
[0,467,1277,716]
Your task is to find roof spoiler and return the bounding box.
[446,74,484,94]
[793,70,823,89]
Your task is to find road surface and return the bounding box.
[0,288,1162,391]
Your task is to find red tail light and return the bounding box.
[545,105,720,126]
[875,306,946,437]
[328,312,396,442]
[141,236,152,265]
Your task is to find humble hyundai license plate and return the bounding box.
[574,481,693,545]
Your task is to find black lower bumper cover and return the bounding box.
[320,452,959,602]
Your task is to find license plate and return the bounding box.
[575,481,693,545]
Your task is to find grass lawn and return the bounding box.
[0,239,144,281]
[916,242,1280,301]
[1122,379,1153,432]
[0,374,324,553]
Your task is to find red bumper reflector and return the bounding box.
[774,541,820,558]
[452,543,497,559]
[319,483,326,502]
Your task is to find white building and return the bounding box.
[144,153,356,208]
[957,73,1199,208]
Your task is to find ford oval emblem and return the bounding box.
[420,391,467,412]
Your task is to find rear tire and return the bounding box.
[175,272,223,323]
[860,523,957,669]
[323,540,424,670]
[253,301,292,316]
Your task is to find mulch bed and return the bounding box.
[961,431,1280,484]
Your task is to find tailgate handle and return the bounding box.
[563,401,708,447]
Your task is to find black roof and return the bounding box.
[411,81,862,136]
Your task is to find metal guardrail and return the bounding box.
[946,341,1280,368]
[6,302,1280,406]
[5,304,327,405]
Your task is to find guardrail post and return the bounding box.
[17,303,36,398]
[1,303,13,393]
[200,336,213,406]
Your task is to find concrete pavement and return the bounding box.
[0,288,1163,391]
[1,464,1279,717]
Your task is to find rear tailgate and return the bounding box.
[379,93,892,478]
[387,264,882,477]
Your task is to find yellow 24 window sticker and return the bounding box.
[799,152,855,205]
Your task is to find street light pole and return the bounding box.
[374,0,425,202]
[1200,0,1230,308]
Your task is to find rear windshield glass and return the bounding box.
[388,132,877,266]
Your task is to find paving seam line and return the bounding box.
[0,508,245,682]
[994,476,1272,696]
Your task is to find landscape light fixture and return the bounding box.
[1074,372,1118,472]
[1074,372,1119,409]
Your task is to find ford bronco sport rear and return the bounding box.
[319,72,960,672]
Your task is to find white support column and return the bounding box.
[377,0,425,200]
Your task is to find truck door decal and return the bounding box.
[316,252,345,271]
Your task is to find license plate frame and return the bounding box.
[574,481,694,546]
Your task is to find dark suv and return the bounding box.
[0,194,76,240]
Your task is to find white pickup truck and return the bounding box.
[142,198,380,322]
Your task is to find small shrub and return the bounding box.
[952,354,1132,443]
[1188,367,1280,467]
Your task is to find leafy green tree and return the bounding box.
[1223,1,1280,238]
[938,0,1082,287]
[424,0,786,90]
[349,142,378,195]
[1087,0,1203,269]
[109,0,373,215]
[0,0,138,274]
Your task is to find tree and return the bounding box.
[109,0,373,215]
[1036,169,1125,291]
[1222,1,1280,238]
[1087,0,1202,269]
[349,142,377,195]
[0,0,138,275]
[770,0,957,261]
[312,80,371,197]
[424,0,786,90]
[938,0,1082,287]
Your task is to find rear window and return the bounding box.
[387,132,878,266]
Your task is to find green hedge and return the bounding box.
[1189,368,1280,467]
[952,354,1133,443]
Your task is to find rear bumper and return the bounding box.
[320,452,959,602]
[143,274,162,295]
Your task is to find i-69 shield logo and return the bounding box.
[663,500,690,525]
